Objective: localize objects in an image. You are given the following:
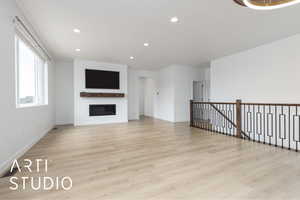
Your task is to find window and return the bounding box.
[15,35,48,108]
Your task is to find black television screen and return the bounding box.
[85,69,120,89]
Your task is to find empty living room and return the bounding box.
[2,0,300,199]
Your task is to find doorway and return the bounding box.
[138,77,155,119]
[193,80,209,102]
[193,81,204,101]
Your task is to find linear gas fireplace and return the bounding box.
[89,104,116,116]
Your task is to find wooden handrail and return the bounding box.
[192,101,300,107]
[242,103,300,106]
[193,101,235,105]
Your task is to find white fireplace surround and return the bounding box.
[74,59,128,126]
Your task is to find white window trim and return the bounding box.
[15,35,49,109]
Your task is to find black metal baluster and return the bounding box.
[213,104,218,132]
[200,103,203,129]
[204,104,208,130]
[224,104,227,135]
[253,105,256,142]
[206,104,210,131]
[280,106,285,148]
[214,104,217,132]
[209,104,212,132]
[198,103,200,129]
[230,104,233,136]
[257,106,261,143]
[263,106,266,144]
[219,104,221,133]
[211,104,214,132]
[221,104,224,134]
[194,103,197,127]
[197,103,200,128]
[289,106,291,150]
[204,103,206,129]
[207,103,210,131]
[268,105,272,145]
[244,105,248,140]
[202,103,204,129]
[275,106,277,147]
[225,104,228,135]
[192,102,194,127]
[246,105,252,141]
[225,104,227,135]
[296,106,299,151]
[202,103,205,130]
[233,104,235,136]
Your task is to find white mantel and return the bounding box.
[73,59,128,126]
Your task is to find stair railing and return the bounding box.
[190,99,300,151]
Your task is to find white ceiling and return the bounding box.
[17,0,300,70]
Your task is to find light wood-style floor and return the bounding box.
[1,117,300,200]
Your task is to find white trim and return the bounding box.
[15,35,20,107]
[15,35,48,108]
[16,103,48,109]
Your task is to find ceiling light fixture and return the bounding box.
[73,28,81,33]
[130,56,134,60]
[234,0,300,10]
[170,16,179,23]
[75,48,81,52]
[143,43,149,47]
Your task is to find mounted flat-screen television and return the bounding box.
[85,69,120,89]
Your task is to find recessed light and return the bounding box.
[170,17,179,23]
[75,48,81,52]
[143,43,149,47]
[73,28,81,33]
[130,56,134,60]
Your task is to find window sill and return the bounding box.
[16,103,48,109]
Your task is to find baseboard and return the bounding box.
[0,125,54,177]
[143,114,154,118]
[55,121,74,126]
[153,116,175,123]
[174,119,189,123]
[55,123,74,127]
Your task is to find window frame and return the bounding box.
[15,35,48,108]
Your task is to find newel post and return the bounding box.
[190,100,194,127]
[236,99,242,138]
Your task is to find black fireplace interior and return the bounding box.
[89,104,116,116]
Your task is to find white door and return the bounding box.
[193,81,204,101]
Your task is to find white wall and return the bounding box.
[139,78,145,115]
[55,61,74,125]
[74,59,128,126]
[0,0,55,175]
[211,34,300,103]
[144,78,156,117]
[173,65,205,122]
[204,67,211,101]
[128,68,139,120]
[154,66,175,122]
